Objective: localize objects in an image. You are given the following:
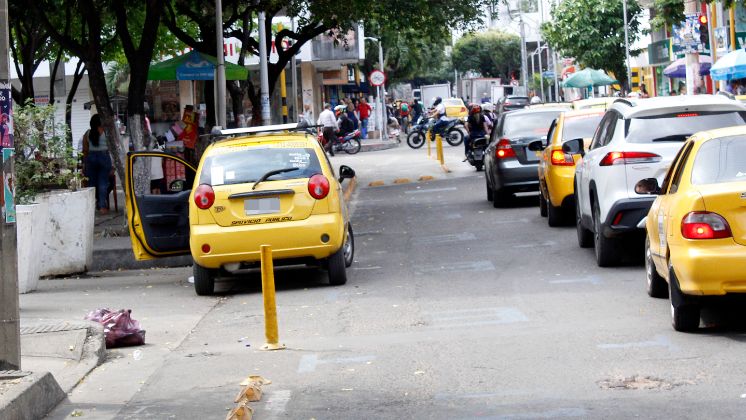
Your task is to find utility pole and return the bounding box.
[365,37,386,140]
[215,0,227,128]
[684,0,700,95]
[518,0,528,92]
[622,0,632,92]
[538,0,545,100]
[258,11,271,125]
[0,0,21,371]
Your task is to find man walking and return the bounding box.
[357,98,372,139]
[317,103,338,156]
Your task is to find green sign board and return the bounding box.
[648,39,672,65]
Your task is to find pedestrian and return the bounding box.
[640,84,650,98]
[399,101,410,134]
[411,99,423,124]
[302,103,314,126]
[317,103,338,156]
[82,114,112,214]
[357,98,372,139]
[345,98,359,130]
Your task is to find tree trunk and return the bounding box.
[205,80,216,129]
[127,114,150,196]
[228,80,244,126]
[86,62,124,186]
[65,62,85,147]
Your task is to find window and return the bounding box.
[561,114,604,142]
[668,142,694,194]
[660,141,691,194]
[590,112,613,150]
[198,147,322,186]
[691,136,746,185]
[625,111,746,144]
[502,111,562,139]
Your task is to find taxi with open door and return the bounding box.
[638,125,746,332]
[124,123,356,295]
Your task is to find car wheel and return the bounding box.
[539,190,548,217]
[486,177,493,201]
[593,200,618,267]
[645,237,668,298]
[475,163,483,172]
[669,264,700,332]
[547,199,563,227]
[343,224,355,268]
[575,192,593,248]
[193,262,217,296]
[327,244,348,286]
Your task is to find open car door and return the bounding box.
[124,151,197,260]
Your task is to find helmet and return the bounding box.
[530,96,542,104]
[334,104,347,112]
[470,104,482,114]
[482,102,494,112]
[431,96,442,107]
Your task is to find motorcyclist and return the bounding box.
[428,96,449,141]
[482,102,496,133]
[465,103,489,155]
[336,105,355,137]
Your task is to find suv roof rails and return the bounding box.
[717,91,736,100]
[613,98,635,107]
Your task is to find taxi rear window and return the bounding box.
[199,147,322,186]
[562,114,603,141]
[691,135,746,185]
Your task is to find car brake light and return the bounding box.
[496,138,516,158]
[599,151,661,166]
[550,148,575,166]
[194,184,215,209]
[460,107,467,113]
[681,212,732,239]
[504,101,512,105]
[308,174,330,199]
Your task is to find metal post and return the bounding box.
[260,245,284,351]
[278,23,288,124]
[684,0,700,95]
[0,0,20,371]
[377,42,387,141]
[519,10,528,91]
[291,18,299,121]
[215,0,227,128]
[554,51,560,101]
[623,0,632,92]
[538,45,545,100]
[708,3,718,92]
[731,5,737,51]
[258,12,271,125]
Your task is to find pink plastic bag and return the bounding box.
[85,308,146,348]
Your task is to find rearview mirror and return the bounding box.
[635,178,661,195]
[562,138,585,157]
[527,140,545,152]
[338,165,356,182]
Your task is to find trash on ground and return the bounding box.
[84,308,146,348]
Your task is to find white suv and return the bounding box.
[569,95,746,266]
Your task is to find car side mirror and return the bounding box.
[527,140,545,152]
[635,178,661,195]
[338,165,355,182]
[562,138,585,157]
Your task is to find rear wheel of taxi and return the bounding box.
[327,245,348,286]
[593,200,618,267]
[193,262,217,296]
[645,237,668,298]
[547,200,563,227]
[669,265,700,332]
[344,139,361,154]
[343,224,355,268]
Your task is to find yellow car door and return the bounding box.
[124,151,197,260]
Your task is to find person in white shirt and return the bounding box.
[317,103,339,156]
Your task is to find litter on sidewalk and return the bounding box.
[84,308,146,348]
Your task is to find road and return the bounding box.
[45,144,746,419]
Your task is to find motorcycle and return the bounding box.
[466,136,488,171]
[317,129,362,154]
[406,116,465,149]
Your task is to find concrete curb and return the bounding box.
[0,371,65,420]
[360,141,399,153]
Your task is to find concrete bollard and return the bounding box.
[260,245,285,351]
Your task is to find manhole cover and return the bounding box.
[598,375,694,390]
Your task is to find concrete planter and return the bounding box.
[16,202,49,293]
[36,188,95,276]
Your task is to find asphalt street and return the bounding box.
[42,144,746,419]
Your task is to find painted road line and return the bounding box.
[412,232,476,245]
[297,354,377,374]
[597,335,676,351]
[404,187,458,194]
[443,213,462,219]
[413,261,495,275]
[549,275,603,285]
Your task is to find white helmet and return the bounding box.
[530,96,542,104]
[482,102,494,112]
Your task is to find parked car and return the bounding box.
[496,96,529,114]
[638,126,746,331]
[531,108,605,226]
[569,95,746,267]
[123,123,357,295]
[484,107,566,207]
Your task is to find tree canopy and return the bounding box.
[451,30,521,80]
[542,0,642,87]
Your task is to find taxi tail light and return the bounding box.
[550,148,575,166]
[681,212,732,240]
[600,151,661,166]
[194,184,215,209]
[308,174,330,200]
[460,106,467,113]
[496,138,516,159]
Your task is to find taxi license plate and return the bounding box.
[245,197,280,215]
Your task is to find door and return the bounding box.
[124,152,197,260]
[577,111,617,222]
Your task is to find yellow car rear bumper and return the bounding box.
[671,240,746,295]
[190,213,345,269]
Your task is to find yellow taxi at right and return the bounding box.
[639,126,746,332]
[534,109,605,226]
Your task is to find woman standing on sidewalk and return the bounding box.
[83,114,112,214]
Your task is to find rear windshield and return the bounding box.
[625,111,746,143]
[506,97,529,105]
[562,114,603,141]
[503,111,562,138]
[199,146,322,186]
[691,135,746,185]
[444,99,464,106]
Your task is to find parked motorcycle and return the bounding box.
[318,129,363,154]
[406,116,465,149]
[466,136,488,171]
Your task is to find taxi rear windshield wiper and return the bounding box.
[252,167,299,190]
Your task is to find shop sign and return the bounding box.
[648,39,672,65]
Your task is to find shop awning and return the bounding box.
[663,56,711,78]
[710,48,746,81]
[148,50,249,81]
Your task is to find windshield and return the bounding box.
[562,114,603,141]
[625,111,746,143]
[505,97,529,105]
[503,111,562,138]
[691,135,746,185]
[199,146,322,186]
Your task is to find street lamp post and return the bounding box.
[622,0,632,92]
[258,11,271,125]
[365,37,386,140]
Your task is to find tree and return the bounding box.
[542,0,642,88]
[451,30,521,80]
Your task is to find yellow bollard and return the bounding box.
[435,134,444,165]
[426,129,432,157]
[260,245,285,351]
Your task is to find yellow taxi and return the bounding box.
[444,97,468,119]
[571,97,615,110]
[124,123,356,295]
[638,125,746,331]
[531,109,604,226]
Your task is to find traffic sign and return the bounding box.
[369,70,386,87]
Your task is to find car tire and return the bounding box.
[486,177,493,201]
[575,192,593,248]
[327,244,348,286]
[547,199,563,227]
[492,187,509,208]
[343,224,355,268]
[475,163,483,172]
[593,199,618,267]
[669,264,700,332]
[645,237,668,298]
[539,190,548,217]
[193,262,217,296]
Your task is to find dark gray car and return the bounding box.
[484,108,565,207]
